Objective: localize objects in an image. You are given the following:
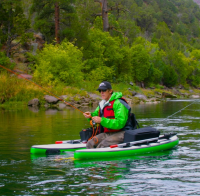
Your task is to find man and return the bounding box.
[83,81,133,148]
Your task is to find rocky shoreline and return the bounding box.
[28,88,200,110]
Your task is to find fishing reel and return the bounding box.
[90,120,97,127]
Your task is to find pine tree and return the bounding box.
[0,0,32,57]
[30,0,76,43]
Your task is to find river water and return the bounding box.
[0,99,200,195]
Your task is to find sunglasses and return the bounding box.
[99,89,107,93]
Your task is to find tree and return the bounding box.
[187,49,200,86]
[135,4,156,34]
[55,2,60,43]
[0,0,32,57]
[82,26,127,82]
[94,0,130,33]
[130,38,151,84]
[162,64,178,87]
[146,48,166,85]
[153,22,171,39]
[31,0,76,43]
[100,0,109,31]
[34,40,83,86]
[167,50,188,84]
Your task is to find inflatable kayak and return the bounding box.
[74,134,179,160]
[30,133,179,160]
[30,139,86,154]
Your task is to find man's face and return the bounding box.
[99,89,112,101]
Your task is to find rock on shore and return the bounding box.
[27,89,199,109]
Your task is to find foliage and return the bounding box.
[167,50,188,84]
[30,0,78,43]
[186,49,200,86]
[112,81,140,93]
[0,72,88,104]
[130,44,150,82]
[25,52,38,71]
[82,27,125,82]
[2,0,200,89]
[115,46,132,83]
[162,65,178,87]
[130,37,151,83]
[33,40,83,86]
[0,0,32,57]
[86,65,115,82]
[0,72,44,102]
[0,51,15,71]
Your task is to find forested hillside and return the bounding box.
[1,0,200,89]
[193,0,200,6]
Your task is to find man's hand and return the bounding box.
[83,112,91,118]
[92,116,102,124]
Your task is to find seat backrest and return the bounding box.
[130,113,140,129]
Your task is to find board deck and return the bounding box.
[30,134,179,159]
[30,143,86,154]
[74,135,179,160]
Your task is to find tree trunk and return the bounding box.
[55,2,60,44]
[6,9,12,57]
[101,0,109,31]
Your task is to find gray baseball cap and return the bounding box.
[97,81,112,91]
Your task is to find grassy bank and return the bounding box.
[0,72,44,103]
[0,72,200,109]
[0,72,91,107]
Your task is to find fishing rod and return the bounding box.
[154,98,200,127]
[0,64,85,114]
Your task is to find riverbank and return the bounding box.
[1,71,200,110]
[35,87,200,110]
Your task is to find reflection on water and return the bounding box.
[0,99,200,195]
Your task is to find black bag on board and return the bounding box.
[79,127,94,142]
[123,126,160,143]
[130,113,140,129]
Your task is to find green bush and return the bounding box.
[82,28,126,82]
[130,38,151,83]
[162,65,178,87]
[0,73,44,102]
[34,40,83,86]
[0,51,15,71]
[86,66,115,82]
